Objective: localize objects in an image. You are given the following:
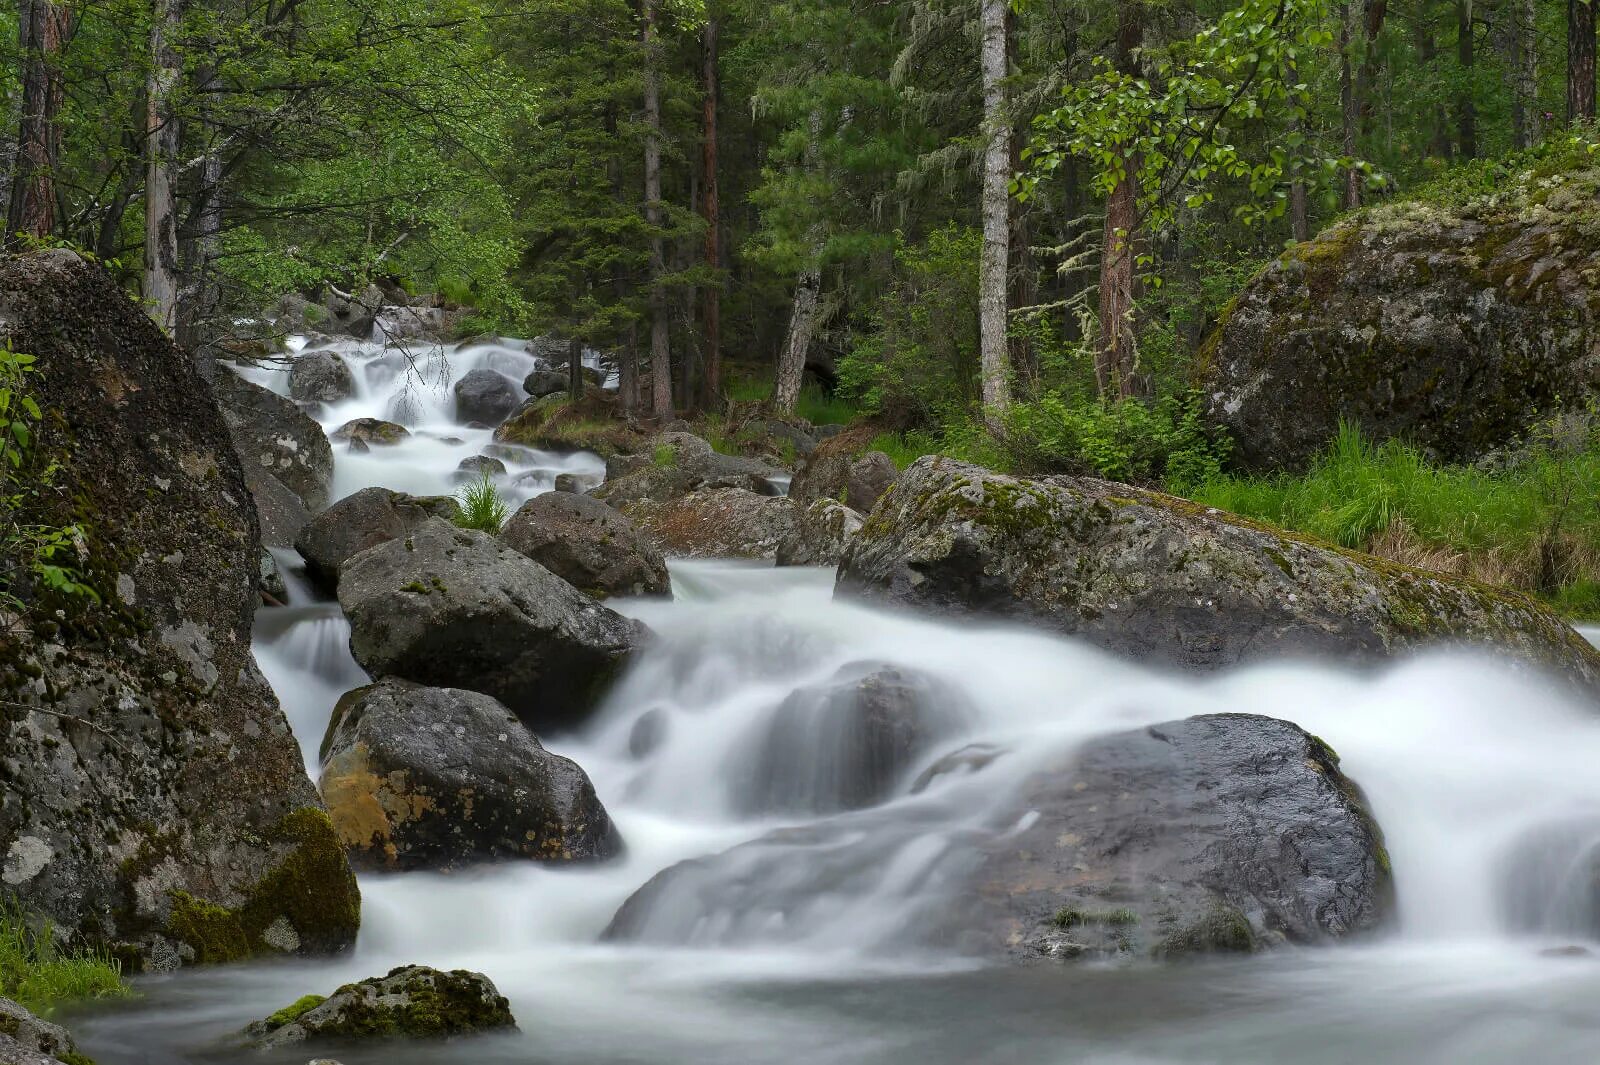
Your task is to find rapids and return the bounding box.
[70,337,1600,1063]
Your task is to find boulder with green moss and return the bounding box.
[0,998,91,1065]
[244,966,516,1048]
[1200,159,1600,470]
[838,457,1600,691]
[776,498,865,567]
[0,250,360,970]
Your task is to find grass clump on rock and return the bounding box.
[453,474,510,533]
[0,901,126,1015]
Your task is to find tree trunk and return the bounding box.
[145,0,183,333]
[978,0,1012,422]
[567,336,585,403]
[1339,0,1361,209]
[1571,0,1597,124]
[1005,7,1038,396]
[642,0,673,419]
[1095,0,1141,400]
[1511,0,1539,147]
[700,9,722,411]
[8,0,73,242]
[775,263,821,415]
[177,148,223,367]
[1455,0,1476,157]
[1356,0,1389,139]
[1287,51,1309,242]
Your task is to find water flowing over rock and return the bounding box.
[245,966,515,1048]
[295,487,459,591]
[499,491,670,599]
[338,518,647,729]
[1497,819,1600,940]
[838,457,1600,691]
[606,713,1392,961]
[1200,166,1600,470]
[213,367,335,511]
[289,349,356,404]
[452,368,520,426]
[319,679,621,870]
[0,250,359,967]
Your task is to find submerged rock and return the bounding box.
[319,679,621,870]
[339,518,646,729]
[624,488,800,560]
[245,966,515,1048]
[0,998,89,1065]
[1201,164,1600,470]
[606,714,1392,962]
[838,457,1600,691]
[453,368,519,426]
[500,491,670,599]
[213,368,335,511]
[295,487,459,590]
[455,454,508,480]
[0,250,359,967]
[1498,819,1600,940]
[288,349,356,405]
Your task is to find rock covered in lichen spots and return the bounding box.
[319,679,622,870]
[212,367,335,511]
[1201,164,1600,470]
[624,488,800,561]
[0,250,360,968]
[838,457,1600,692]
[0,998,89,1064]
[245,966,516,1048]
[776,498,865,567]
[295,487,459,590]
[338,518,647,729]
[500,491,670,599]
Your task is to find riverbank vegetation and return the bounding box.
[0,902,126,1015]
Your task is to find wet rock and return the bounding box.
[331,418,410,449]
[1202,164,1600,470]
[213,368,336,511]
[295,487,459,591]
[339,518,647,729]
[245,966,515,1048]
[606,714,1393,963]
[455,455,508,480]
[837,457,1600,690]
[453,368,519,426]
[523,369,568,398]
[628,709,667,759]
[0,998,89,1065]
[776,498,864,567]
[624,488,800,560]
[372,305,445,342]
[0,250,359,966]
[288,349,355,404]
[319,679,621,870]
[245,465,311,549]
[735,663,971,815]
[500,492,670,599]
[555,471,599,494]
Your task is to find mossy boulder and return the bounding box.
[330,418,409,449]
[0,997,91,1064]
[0,250,359,969]
[319,678,622,870]
[493,392,645,457]
[776,498,865,568]
[838,457,1600,693]
[338,518,648,730]
[1200,163,1600,470]
[622,488,801,561]
[244,965,516,1048]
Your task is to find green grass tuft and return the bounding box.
[0,901,128,1015]
[453,475,510,533]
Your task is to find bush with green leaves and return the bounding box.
[453,475,510,533]
[1004,391,1230,489]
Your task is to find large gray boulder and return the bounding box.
[319,679,621,871]
[243,465,310,549]
[213,368,336,511]
[605,714,1393,962]
[1201,164,1600,470]
[0,251,359,968]
[288,349,356,404]
[246,966,515,1048]
[294,487,458,590]
[500,492,670,599]
[453,368,519,426]
[524,369,568,398]
[837,457,1600,690]
[338,518,647,729]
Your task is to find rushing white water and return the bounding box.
[69,343,1600,1063]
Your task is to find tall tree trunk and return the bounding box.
[1339,0,1361,209]
[8,0,73,242]
[1571,0,1597,124]
[700,9,722,411]
[978,0,1013,422]
[1511,0,1539,147]
[1455,0,1476,156]
[1287,51,1310,242]
[145,0,183,333]
[1095,0,1141,400]
[177,148,222,366]
[642,0,672,419]
[775,262,821,415]
[1356,0,1389,139]
[567,336,585,403]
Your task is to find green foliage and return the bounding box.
[1190,421,1600,606]
[0,345,97,623]
[452,476,510,533]
[652,443,678,468]
[0,900,127,1015]
[262,994,326,1029]
[1005,392,1230,489]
